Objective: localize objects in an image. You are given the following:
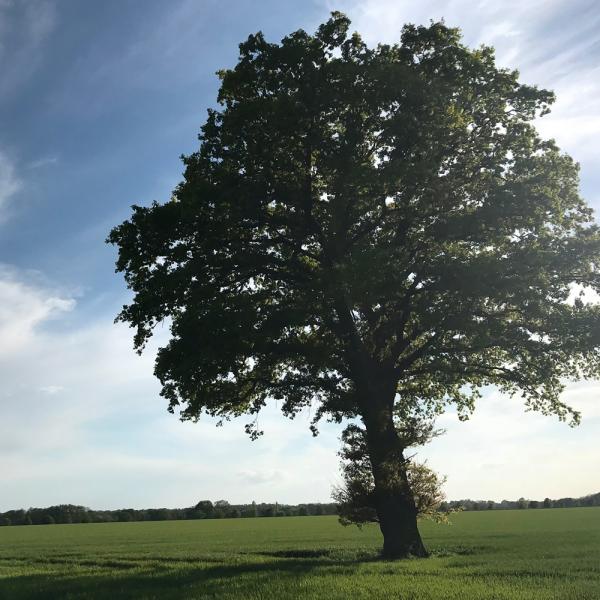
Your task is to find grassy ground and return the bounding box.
[0,508,598,599]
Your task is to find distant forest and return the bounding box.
[0,501,337,526]
[440,491,600,512]
[1,492,599,527]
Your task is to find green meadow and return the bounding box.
[0,508,598,599]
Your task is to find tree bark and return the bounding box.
[362,396,428,559]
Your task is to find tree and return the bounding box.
[117,510,135,522]
[239,501,259,518]
[194,500,214,519]
[543,497,553,509]
[108,13,600,558]
[147,508,171,521]
[213,499,230,518]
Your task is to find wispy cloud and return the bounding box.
[39,385,64,395]
[27,155,59,170]
[47,0,221,117]
[0,265,74,356]
[237,470,284,485]
[0,0,57,100]
[0,151,20,219]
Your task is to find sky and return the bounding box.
[1,0,599,511]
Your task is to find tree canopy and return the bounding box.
[109,12,600,557]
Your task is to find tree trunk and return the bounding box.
[363,400,428,559]
[376,480,428,558]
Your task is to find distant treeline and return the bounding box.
[0,500,337,526]
[1,492,598,527]
[442,491,600,512]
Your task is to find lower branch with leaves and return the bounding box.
[332,423,458,528]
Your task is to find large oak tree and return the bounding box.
[109,14,600,558]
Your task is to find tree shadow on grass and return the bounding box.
[0,545,488,599]
[0,553,354,600]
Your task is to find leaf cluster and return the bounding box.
[332,423,454,526]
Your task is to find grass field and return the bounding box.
[0,508,599,599]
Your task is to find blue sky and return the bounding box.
[1,0,599,511]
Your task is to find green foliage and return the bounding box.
[1,510,600,598]
[333,423,453,526]
[194,500,215,519]
[109,12,600,437]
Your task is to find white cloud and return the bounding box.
[0,264,341,509]
[419,387,600,502]
[0,265,74,357]
[237,470,285,485]
[39,385,64,395]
